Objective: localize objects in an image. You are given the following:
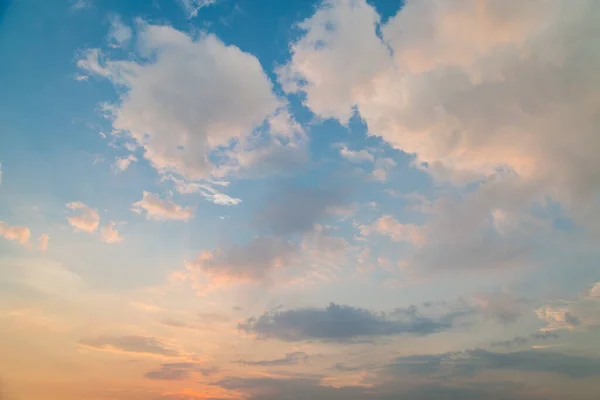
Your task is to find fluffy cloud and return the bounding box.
[238,303,465,342]
[107,15,132,48]
[66,202,100,232]
[0,221,31,245]
[473,291,526,325]
[360,215,424,245]
[282,0,600,201]
[185,236,299,284]
[169,176,241,206]
[113,154,137,172]
[78,21,294,181]
[79,335,180,357]
[131,191,194,221]
[100,221,123,243]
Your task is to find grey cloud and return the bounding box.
[238,303,465,342]
[254,184,350,235]
[390,348,600,379]
[78,335,179,357]
[238,351,309,366]
[188,236,299,281]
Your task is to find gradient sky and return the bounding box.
[1,0,600,399]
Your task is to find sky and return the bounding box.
[1,0,600,399]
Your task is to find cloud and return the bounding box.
[360,215,424,245]
[238,303,464,342]
[0,221,31,245]
[185,236,299,284]
[238,351,309,367]
[339,146,374,163]
[254,185,349,235]
[79,335,180,357]
[536,281,600,332]
[107,15,132,48]
[390,348,600,379]
[281,0,600,201]
[78,21,290,180]
[177,0,217,19]
[66,202,100,232]
[38,234,49,251]
[113,154,137,172]
[70,0,91,11]
[100,221,123,243]
[131,191,193,221]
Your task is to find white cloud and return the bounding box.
[131,191,194,221]
[169,176,241,206]
[339,146,373,163]
[280,0,600,220]
[178,0,217,19]
[38,234,49,251]
[113,154,137,173]
[360,215,424,245]
[79,22,289,180]
[66,202,100,232]
[70,0,92,11]
[0,221,31,245]
[100,222,123,243]
[107,15,132,48]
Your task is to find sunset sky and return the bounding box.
[1,0,600,399]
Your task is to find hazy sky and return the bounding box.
[1,0,600,399]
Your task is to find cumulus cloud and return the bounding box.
[79,335,180,357]
[279,0,600,272]
[185,236,299,285]
[0,221,31,245]
[113,154,137,172]
[100,221,123,243]
[131,191,194,221]
[78,21,296,180]
[238,303,464,342]
[474,291,526,325]
[107,15,132,48]
[66,202,100,232]
[281,0,600,201]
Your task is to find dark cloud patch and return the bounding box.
[78,335,179,357]
[213,375,538,400]
[144,362,216,381]
[238,303,464,342]
[390,349,600,379]
[161,319,190,328]
[238,351,310,366]
[254,184,351,235]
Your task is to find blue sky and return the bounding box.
[1,0,600,399]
